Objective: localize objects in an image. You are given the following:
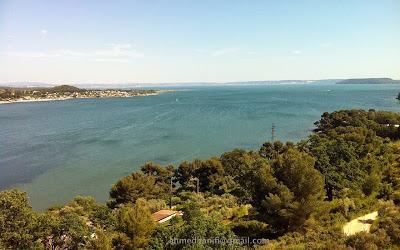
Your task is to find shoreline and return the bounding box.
[0,89,173,105]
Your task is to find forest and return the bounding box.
[1,109,400,249]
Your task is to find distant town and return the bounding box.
[0,85,168,104]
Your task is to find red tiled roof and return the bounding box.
[152,210,177,222]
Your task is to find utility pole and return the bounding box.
[170,176,173,209]
[271,123,276,142]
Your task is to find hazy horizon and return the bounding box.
[2,78,400,88]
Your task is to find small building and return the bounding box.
[384,124,400,128]
[152,210,183,223]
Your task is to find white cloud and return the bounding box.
[292,50,302,54]
[212,47,240,57]
[41,29,48,35]
[4,43,143,63]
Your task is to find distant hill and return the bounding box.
[337,78,400,84]
[0,85,85,100]
[0,85,84,93]
[50,85,83,93]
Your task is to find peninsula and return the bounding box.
[0,85,168,104]
[337,78,400,84]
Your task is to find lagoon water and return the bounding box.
[1,83,400,210]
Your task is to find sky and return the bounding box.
[0,0,399,84]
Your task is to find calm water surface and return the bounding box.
[1,84,399,210]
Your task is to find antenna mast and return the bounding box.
[271,123,276,142]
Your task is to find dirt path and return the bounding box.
[343,211,378,236]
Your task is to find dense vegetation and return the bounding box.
[0,85,84,99]
[337,78,400,84]
[1,109,400,249]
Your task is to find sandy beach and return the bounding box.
[0,98,72,105]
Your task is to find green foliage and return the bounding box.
[141,162,174,189]
[109,162,176,209]
[114,198,156,249]
[373,203,400,245]
[109,172,166,208]
[0,190,105,249]
[220,150,273,204]
[256,231,349,250]
[175,150,273,205]
[259,141,294,160]
[89,229,114,250]
[230,220,269,240]
[173,148,324,236]
[0,189,43,249]
[345,231,391,250]
[175,193,250,221]
[273,149,325,205]
[259,148,325,234]
[41,210,92,249]
[144,199,168,213]
[330,198,356,219]
[380,141,400,203]
[175,157,237,194]
[181,202,203,223]
[60,196,115,230]
[305,119,397,200]
[173,147,324,236]
[314,109,400,140]
[362,173,381,196]
[148,203,243,250]
[178,215,242,250]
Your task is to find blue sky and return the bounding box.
[0,0,399,84]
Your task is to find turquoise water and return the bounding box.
[1,84,399,210]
